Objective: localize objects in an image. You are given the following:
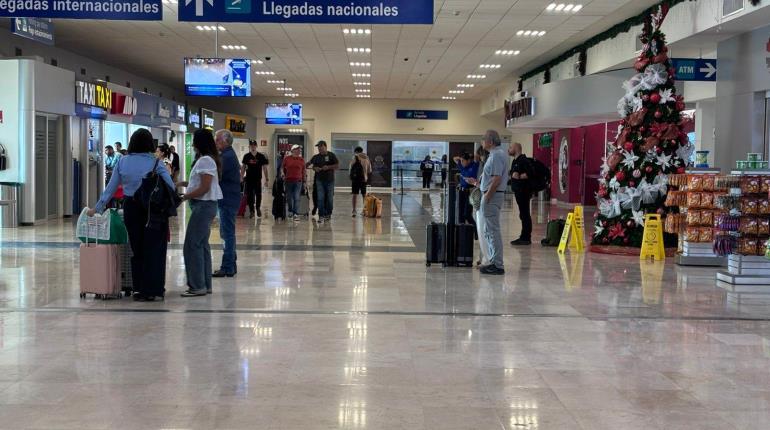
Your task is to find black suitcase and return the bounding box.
[451,224,475,267]
[426,223,446,267]
[272,179,286,220]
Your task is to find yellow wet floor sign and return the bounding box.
[557,205,585,254]
[640,214,665,261]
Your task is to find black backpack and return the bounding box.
[350,157,365,182]
[528,158,550,193]
[133,160,181,228]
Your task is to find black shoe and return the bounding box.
[181,290,207,297]
[212,270,235,278]
[257,209,262,218]
[249,212,255,219]
[480,265,505,275]
[511,239,532,246]
[133,294,158,302]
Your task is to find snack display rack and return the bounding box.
[715,170,770,291]
[666,169,726,267]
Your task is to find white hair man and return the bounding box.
[213,129,241,277]
[477,130,509,275]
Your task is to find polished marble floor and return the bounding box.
[1,191,769,429]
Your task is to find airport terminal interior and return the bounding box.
[3,0,770,429]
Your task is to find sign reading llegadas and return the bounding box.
[0,0,162,20]
[76,81,112,111]
[179,0,432,24]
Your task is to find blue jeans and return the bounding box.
[218,203,237,274]
[184,200,217,293]
[286,181,302,216]
[315,180,334,218]
[480,192,504,269]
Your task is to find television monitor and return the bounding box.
[184,58,251,97]
[266,103,302,125]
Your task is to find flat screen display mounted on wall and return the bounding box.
[184,58,251,97]
[265,103,302,125]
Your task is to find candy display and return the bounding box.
[712,171,770,257]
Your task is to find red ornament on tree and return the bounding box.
[650,93,661,104]
[629,181,636,187]
[624,142,634,152]
[676,101,686,111]
[615,171,625,181]
[645,166,654,173]
[654,110,663,119]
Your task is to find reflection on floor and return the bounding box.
[1,191,769,429]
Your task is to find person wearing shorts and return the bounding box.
[349,147,372,216]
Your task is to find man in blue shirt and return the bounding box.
[453,152,479,226]
[468,130,509,276]
[214,129,241,277]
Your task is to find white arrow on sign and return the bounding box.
[185,0,214,17]
[699,62,717,79]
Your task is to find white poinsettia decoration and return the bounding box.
[617,97,632,116]
[594,221,605,237]
[645,150,657,163]
[631,96,644,112]
[632,210,646,227]
[609,176,621,190]
[659,88,675,104]
[599,192,623,219]
[623,74,644,97]
[622,150,639,169]
[676,143,694,163]
[642,64,668,89]
[656,152,673,168]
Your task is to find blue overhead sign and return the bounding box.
[0,0,162,20]
[671,58,718,82]
[397,110,448,120]
[12,18,54,46]
[178,0,433,24]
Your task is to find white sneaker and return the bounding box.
[293,214,300,222]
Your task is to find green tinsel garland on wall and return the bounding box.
[520,0,698,82]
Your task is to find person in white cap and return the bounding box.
[281,144,306,221]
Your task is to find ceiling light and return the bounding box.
[287,93,299,97]
[448,90,464,94]
[196,25,203,30]
[564,4,574,11]
[495,50,519,56]
[479,64,501,69]
[289,128,304,133]
[442,96,456,100]
[347,47,371,53]
[352,73,371,78]
[555,3,565,10]
[457,83,475,88]
[516,30,524,36]
[344,28,371,35]
[355,89,370,92]
[524,30,532,36]
[276,87,293,91]
[251,59,263,64]
[349,62,371,67]
[572,4,583,12]
[546,3,557,10]
[517,30,545,37]
[267,80,282,83]
[467,75,486,79]
[353,82,370,86]
[356,95,371,98]
[198,25,225,32]
[255,71,275,75]
[218,26,225,31]
[539,31,547,36]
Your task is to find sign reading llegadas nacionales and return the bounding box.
[0,0,161,20]
[179,0,432,24]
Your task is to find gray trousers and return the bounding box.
[184,200,218,293]
[480,192,504,268]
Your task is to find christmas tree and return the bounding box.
[592,4,694,249]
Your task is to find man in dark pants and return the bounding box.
[509,142,533,246]
[241,141,270,218]
[420,156,434,189]
[452,152,479,226]
[214,129,241,277]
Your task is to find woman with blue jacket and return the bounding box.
[89,128,175,301]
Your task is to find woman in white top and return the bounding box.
[177,129,223,297]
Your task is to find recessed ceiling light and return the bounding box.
[218,26,225,31]
[356,94,371,98]
[276,87,293,91]
[479,64,501,69]
[448,90,464,94]
[355,89,370,92]
[457,83,475,88]
[517,30,545,37]
[555,3,565,11]
[351,73,371,78]
[289,128,304,133]
[347,47,371,53]
[251,60,263,64]
[267,80,282,83]
[495,50,520,56]
[344,28,371,35]
[572,4,583,12]
[546,3,557,10]
[350,62,371,67]
[255,71,275,75]
[467,75,486,79]
[539,31,547,36]
[353,82,370,86]
[442,96,456,100]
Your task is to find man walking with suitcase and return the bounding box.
[214,129,241,277]
[241,140,270,219]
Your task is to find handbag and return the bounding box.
[133,159,181,228]
[469,187,482,210]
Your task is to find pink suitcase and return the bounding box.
[79,243,122,299]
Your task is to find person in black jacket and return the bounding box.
[420,156,434,189]
[509,142,533,246]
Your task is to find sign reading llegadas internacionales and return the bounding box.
[179,0,432,24]
[0,0,162,20]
